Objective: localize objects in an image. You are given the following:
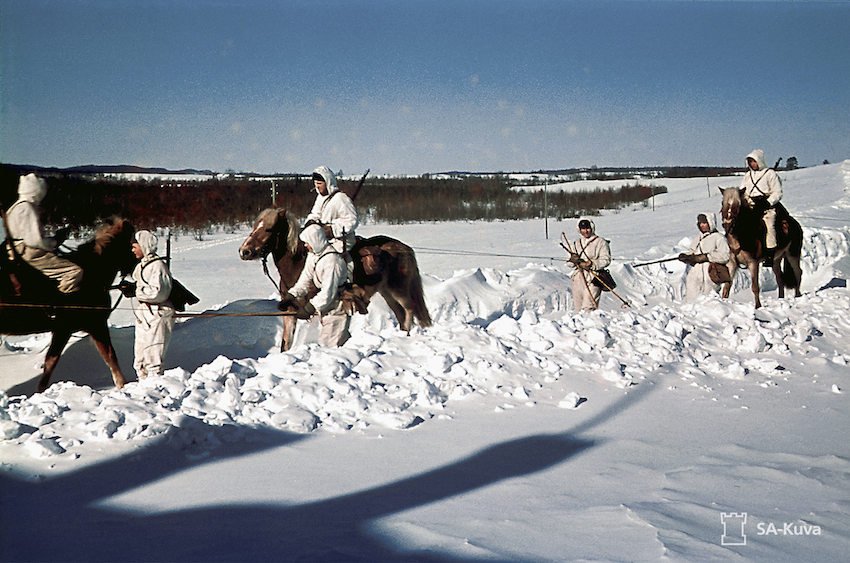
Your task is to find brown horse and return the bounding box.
[239,208,431,351]
[718,187,803,308]
[1,217,136,392]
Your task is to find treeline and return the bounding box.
[358,175,666,223]
[1,165,664,232]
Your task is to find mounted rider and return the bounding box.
[4,173,82,294]
[306,165,359,273]
[740,149,782,266]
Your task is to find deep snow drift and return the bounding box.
[1,162,849,561]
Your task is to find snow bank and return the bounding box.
[3,275,848,460]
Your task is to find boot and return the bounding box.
[762,247,775,267]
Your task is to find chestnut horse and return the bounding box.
[718,187,803,308]
[239,208,431,351]
[1,217,136,392]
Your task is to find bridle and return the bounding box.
[721,191,741,233]
[243,218,283,293]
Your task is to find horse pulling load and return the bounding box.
[239,207,431,351]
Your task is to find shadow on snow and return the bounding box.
[0,384,655,561]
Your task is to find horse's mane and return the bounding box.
[282,210,300,256]
[720,187,763,254]
[69,217,130,257]
[93,217,130,255]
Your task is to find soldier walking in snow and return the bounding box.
[740,149,782,266]
[678,212,731,301]
[279,224,352,347]
[119,230,175,379]
[566,219,611,312]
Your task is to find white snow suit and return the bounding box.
[306,165,359,254]
[568,221,612,312]
[5,174,83,293]
[131,230,175,379]
[740,149,782,249]
[684,212,731,301]
[289,224,351,347]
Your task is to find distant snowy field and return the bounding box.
[1,162,849,561]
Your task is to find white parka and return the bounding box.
[306,165,359,253]
[568,220,612,280]
[132,231,173,305]
[289,224,348,315]
[6,174,59,252]
[685,212,731,301]
[130,230,174,378]
[740,149,782,206]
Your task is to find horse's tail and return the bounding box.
[404,251,432,328]
[781,258,798,289]
[789,217,804,257]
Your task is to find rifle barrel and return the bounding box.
[631,256,680,267]
[350,168,370,201]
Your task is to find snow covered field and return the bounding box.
[1,162,849,561]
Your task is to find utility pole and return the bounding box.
[165,228,172,269]
[544,178,549,240]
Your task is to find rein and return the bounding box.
[258,228,282,294]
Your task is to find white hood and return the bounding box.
[746,149,767,170]
[576,218,596,234]
[698,212,718,232]
[312,165,339,196]
[17,174,48,204]
[299,223,329,255]
[135,230,158,256]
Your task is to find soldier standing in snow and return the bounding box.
[678,212,731,301]
[740,149,782,266]
[4,173,82,294]
[119,230,175,379]
[279,224,352,347]
[567,218,611,312]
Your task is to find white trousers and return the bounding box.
[16,243,83,293]
[763,208,777,248]
[571,272,602,311]
[685,264,720,302]
[133,303,175,378]
[319,311,351,347]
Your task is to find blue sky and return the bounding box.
[2,0,849,175]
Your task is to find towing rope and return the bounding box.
[0,302,297,318]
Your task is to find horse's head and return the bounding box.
[70,217,137,286]
[239,208,299,261]
[94,217,137,276]
[718,187,745,232]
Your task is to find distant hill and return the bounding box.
[1,163,215,176]
[4,162,798,180]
